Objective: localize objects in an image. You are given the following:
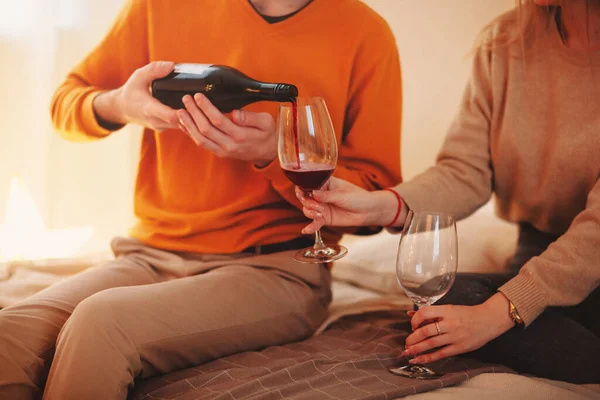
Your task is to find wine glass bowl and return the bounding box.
[277,97,347,263]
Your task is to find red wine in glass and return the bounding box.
[282,163,334,191]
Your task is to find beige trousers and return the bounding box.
[0,237,331,400]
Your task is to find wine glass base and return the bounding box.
[388,364,442,380]
[293,245,348,264]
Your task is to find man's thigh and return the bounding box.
[79,264,330,379]
[0,256,159,390]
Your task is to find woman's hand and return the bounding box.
[177,93,276,167]
[401,293,516,364]
[295,177,401,234]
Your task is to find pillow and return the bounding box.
[334,209,518,295]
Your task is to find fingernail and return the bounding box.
[235,110,245,122]
[409,358,420,364]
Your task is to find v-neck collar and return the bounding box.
[237,0,323,31]
[247,0,314,24]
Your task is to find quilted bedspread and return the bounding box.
[129,311,511,400]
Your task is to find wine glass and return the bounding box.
[389,210,458,379]
[277,97,348,264]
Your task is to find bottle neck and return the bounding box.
[254,83,298,102]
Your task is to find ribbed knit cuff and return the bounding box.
[252,159,289,188]
[498,273,547,327]
[394,182,429,214]
[81,90,121,139]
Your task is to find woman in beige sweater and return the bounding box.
[297,0,600,383]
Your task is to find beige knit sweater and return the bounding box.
[395,10,600,326]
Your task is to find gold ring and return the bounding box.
[435,321,441,335]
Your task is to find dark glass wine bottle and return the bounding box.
[152,64,298,112]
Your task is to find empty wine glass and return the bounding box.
[277,97,348,263]
[389,210,458,379]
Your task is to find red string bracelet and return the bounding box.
[383,188,402,228]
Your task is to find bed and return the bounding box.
[127,210,599,399]
[128,280,599,400]
[1,209,599,398]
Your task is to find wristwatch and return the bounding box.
[509,300,524,327]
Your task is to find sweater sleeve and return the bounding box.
[256,21,403,209]
[393,45,494,219]
[50,0,149,142]
[499,179,600,326]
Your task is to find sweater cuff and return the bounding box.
[394,182,431,214]
[81,90,121,139]
[498,273,547,327]
[252,159,289,187]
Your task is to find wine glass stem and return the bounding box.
[305,190,328,251]
[313,229,327,251]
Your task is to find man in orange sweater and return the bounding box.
[0,0,401,398]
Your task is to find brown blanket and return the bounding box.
[130,311,512,399]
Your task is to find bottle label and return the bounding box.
[174,63,213,75]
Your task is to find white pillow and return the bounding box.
[334,209,518,295]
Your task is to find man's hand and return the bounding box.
[93,61,180,131]
[177,93,277,166]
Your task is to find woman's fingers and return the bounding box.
[296,187,325,212]
[410,306,449,331]
[409,344,463,365]
[405,321,444,347]
[404,320,453,355]
[312,188,342,204]
[403,333,452,358]
[301,217,325,235]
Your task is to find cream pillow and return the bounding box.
[334,209,518,295]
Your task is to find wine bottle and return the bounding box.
[152,64,298,112]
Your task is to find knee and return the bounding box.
[0,311,31,357]
[0,312,12,344]
[0,314,45,395]
[0,314,18,361]
[437,273,503,306]
[61,289,125,341]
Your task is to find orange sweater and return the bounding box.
[51,0,402,253]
